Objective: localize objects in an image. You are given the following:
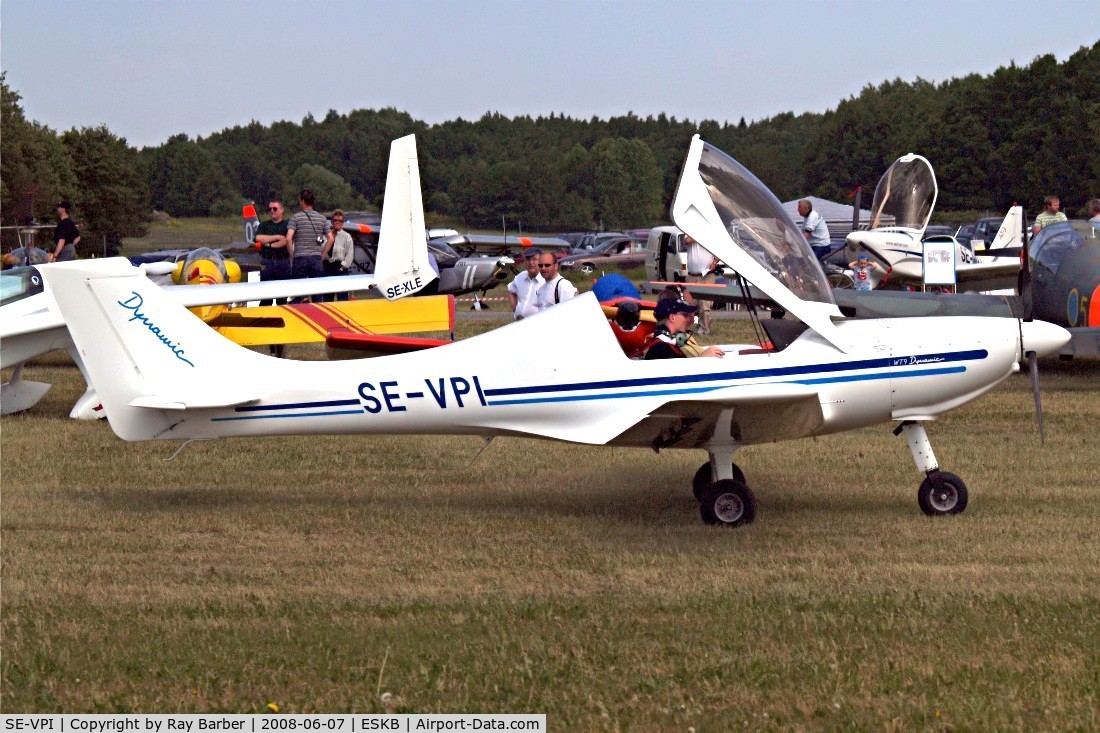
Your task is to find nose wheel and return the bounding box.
[917,471,969,516]
[897,421,970,517]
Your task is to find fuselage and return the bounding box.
[134,296,1025,451]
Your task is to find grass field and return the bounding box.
[2,316,1098,729]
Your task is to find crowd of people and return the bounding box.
[25,190,1097,362]
[255,189,354,303]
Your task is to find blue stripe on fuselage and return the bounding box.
[486,365,967,406]
[482,350,986,398]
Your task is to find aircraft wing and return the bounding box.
[438,234,570,255]
[206,295,454,346]
[650,280,1020,319]
[510,381,824,447]
[163,273,383,307]
[881,259,1020,293]
[651,383,824,445]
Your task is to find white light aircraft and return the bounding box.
[39,136,1070,527]
[845,153,1024,292]
[0,135,436,418]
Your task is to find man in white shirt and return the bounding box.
[684,234,719,334]
[536,251,578,311]
[507,249,544,319]
[797,199,830,251]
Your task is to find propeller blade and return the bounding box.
[1018,211,1034,321]
[1027,350,1044,443]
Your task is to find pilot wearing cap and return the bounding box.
[644,298,724,360]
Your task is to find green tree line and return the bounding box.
[2,43,1096,252]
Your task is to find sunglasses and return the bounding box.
[538,263,555,268]
[268,207,280,212]
[332,218,345,222]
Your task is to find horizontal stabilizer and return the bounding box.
[129,392,262,411]
[325,332,452,355]
[1,365,52,415]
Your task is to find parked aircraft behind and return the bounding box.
[0,135,439,418]
[845,154,1022,292]
[40,135,1069,527]
[1024,221,1100,356]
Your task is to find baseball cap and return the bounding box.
[857,253,869,261]
[654,298,698,320]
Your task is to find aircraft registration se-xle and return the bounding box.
[41,136,1071,527]
[1,135,440,418]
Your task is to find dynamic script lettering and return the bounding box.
[117,292,195,367]
[892,355,945,367]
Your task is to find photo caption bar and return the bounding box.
[0,716,546,733]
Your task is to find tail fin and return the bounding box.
[38,259,267,440]
[374,135,437,301]
[989,205,1024,250]
[243,202,260,244]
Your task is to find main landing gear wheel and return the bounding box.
[917,471,969,516]
[692,462,747,501]
[579,262,596,274]
[699,479,757,527]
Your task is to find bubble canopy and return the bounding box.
[868,153,937,232]
[695,142,835,305]
[672,136,847,351]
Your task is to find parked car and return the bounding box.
[559,236,649,274]
[970,216,1005,250]
[955,223,975,248]
[570,231,628,253]
[922,225,955,239]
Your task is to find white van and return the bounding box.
[644,225,689,282]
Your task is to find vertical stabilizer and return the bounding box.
[374,135,437,300]
[38,259,267,440]
[989,206,1025,250]
[243,202,260,244]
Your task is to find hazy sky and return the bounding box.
[2,0,1095,149]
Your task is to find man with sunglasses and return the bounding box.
[255,199,290,305]
[320,209,354,301]
[535,251,578,311]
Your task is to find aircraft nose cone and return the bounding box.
[1020,319,1071,358]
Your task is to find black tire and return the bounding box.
[580,262,595,274]
[692,462,747,501]
[699,479,756,527]
[827,271,855,289]
[917,471,969,516]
